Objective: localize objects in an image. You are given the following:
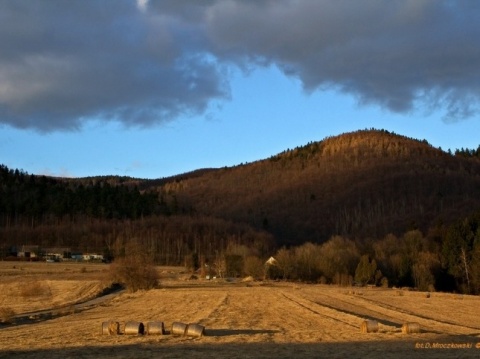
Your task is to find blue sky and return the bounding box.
[1,1,479,179]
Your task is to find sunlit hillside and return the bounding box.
[160,129,480,244]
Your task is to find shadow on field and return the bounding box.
[1,337,479,359]
[205,328,280,336]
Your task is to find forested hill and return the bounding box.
[3,129,480,293]
[2,128,480,246]
[0,166,164,222]
[0,164,276,266]
[159,129,480,245]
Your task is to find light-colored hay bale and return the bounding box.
[118,321,126,334]
[102,321,119,335]
[146,321,165,335]
[124,321,145,335]
[171,322,188,336]
[402,322,421,334]
[396,290,404,296]
[360,320,379,333]
[186,323,205,337]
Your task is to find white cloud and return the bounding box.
[136,0,148,12]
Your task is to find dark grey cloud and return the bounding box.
[1,0,479,131]
[199,0,480,120]
[0,0,227,131]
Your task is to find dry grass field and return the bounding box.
[1,262,480,358]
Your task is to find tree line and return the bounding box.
[263,211,480,294]
[451,144,480,158]
[0,214,275,266]
[0,165,165,226]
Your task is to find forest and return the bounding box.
[1,129,480,294]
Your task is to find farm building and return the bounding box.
[17,245,40,259]
[44,247,72,261]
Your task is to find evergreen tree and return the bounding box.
[355,255,377,285]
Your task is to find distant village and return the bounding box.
[3,245,105,263]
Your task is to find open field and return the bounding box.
[1,262,479,358]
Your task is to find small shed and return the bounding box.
[44,247,72,261]
[17,245,40,259]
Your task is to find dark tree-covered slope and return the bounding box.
[159,130,480,245]
[0,166,163,224]
[2,129,480,248]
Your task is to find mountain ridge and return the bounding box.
[1,128,479,246]
[156,129,480,244]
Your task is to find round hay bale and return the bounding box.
[124,321,145,335]
[402,322,421,334]
[186,323,205,337]
[146,321,165,335]
[360,320,379,333]
[118,321,126,335]
[102,321,119,335]
[425,292,431,298]
[171,322,188,336]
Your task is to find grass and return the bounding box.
[0,262,479,359]
[19,280,52,298]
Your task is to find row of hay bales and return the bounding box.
[102,321,205,337]
[360,320,421,334]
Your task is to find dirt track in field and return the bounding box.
[0,262,479,358]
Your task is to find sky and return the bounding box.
[1,0,480,179]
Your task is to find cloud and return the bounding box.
[136,0,149,12]
[0,0,228,131]
[197,0,480,120]
[1,0,479,131]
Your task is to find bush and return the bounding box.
[184,252,199,273]
[355,255,377,285]
[333,272,353,287]
[110,252,159,292]
[225,254,244,278]
[110,259,159,292]
[244,256,265,280]
[0,307,15,324]
[19,281,52,298]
